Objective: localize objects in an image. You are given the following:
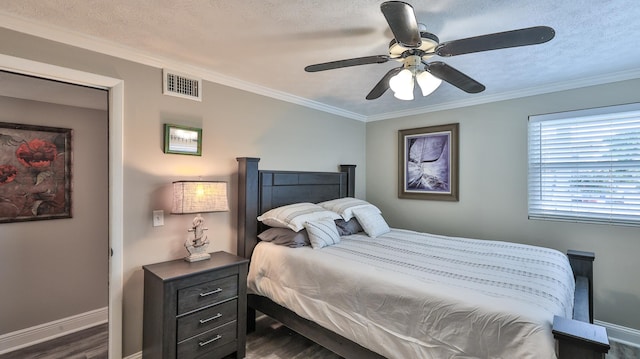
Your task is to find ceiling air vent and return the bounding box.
[163,69,202,101]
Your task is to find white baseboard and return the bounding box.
[0,307,108,355]
[596,320,640,348]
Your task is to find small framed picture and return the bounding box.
[398,123,459,201]
[164,124,202,156]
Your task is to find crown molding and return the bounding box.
[366,67,640,122]
[0,12,367,122]
[2,11,639,124]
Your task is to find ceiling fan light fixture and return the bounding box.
[393,88,414,101]
[389,68,412,92]
[416,70,442,96]
[389,68,414,100]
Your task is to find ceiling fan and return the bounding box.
[304,1,555,100]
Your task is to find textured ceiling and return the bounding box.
[1,1,640,121]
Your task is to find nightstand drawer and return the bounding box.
[177,299,237,342]
[177,321,237,359]
[177,275,238,315]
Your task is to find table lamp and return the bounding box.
[172,181,229,262]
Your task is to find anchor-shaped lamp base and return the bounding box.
[184,213,211,262]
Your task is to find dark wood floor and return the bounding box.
[240,315,342,359]
[1,317,636,359]
[0,317,337,359]
[0,323,108,359]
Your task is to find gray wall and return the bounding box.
[366,78,640,331]
[0,28,366,356]
[0,96,109,334]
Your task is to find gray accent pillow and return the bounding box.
[258,227,310,247]
[335,218,364,236]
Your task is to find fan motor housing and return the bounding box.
[389,31,439,61]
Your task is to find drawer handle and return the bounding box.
[199,334,222,347]
[199,288,222,297]
[199,313,222,324]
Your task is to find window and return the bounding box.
[528,103,640,226]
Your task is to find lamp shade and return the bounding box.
[389,69,415,101]
[416,71,442,96]
[172,181,229,214]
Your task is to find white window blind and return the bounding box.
[528,103,640,226]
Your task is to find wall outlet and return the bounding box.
[153,210,164,227]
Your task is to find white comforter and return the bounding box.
[248,229,575,359]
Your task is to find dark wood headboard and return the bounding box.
[236,157,356,260]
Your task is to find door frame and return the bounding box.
[0,54,124,358]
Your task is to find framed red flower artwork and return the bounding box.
[0,122,72,223]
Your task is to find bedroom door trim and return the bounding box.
[0,54,124,359]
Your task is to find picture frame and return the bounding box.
[0,122,72,223]
[398,123,459,201]
[163,124,202,156]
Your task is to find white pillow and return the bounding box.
[304,217,341,249]
[352,206,390,238]
[257,202,340,232]
[318,197,381,221]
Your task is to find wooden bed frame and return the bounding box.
[236,157,610,359]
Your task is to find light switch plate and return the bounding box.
[153,210,164,227]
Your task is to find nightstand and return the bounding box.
[142,251,249,359]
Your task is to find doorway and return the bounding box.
[0,70,108,354]
[0,54,124,359]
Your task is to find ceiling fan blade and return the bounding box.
[304,55,390,72]
[435,26,555,57]
[380,1,422,48]
[366,67,403,100]
[426,62,485,93]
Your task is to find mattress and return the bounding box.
[247,228,575,359]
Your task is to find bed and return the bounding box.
[236,157,610,359]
